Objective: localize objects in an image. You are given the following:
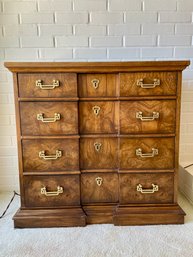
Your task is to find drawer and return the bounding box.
[79,101,118,134]
[119,173,174,204]
[81,173,118,204]
[78,74,117,97]
[120,72,177,96]
[120,137,175,169]
[24,175,80,207]
[80,137,118,169]
[20,102,78,135]
[22,139,79,172]
[18,73,77,98]
[120,100,176,134]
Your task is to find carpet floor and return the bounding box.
[0,192,193,257]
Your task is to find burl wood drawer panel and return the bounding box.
[22,139,79,172]
[81,173,118,204]
[20,102,78,135]
[18,73,77,98]
[80,138,118,169]
[78,74,117,97]
[120,72,177,96]
[120,137,175,169]
[79,101,118,134]
[119,173,174,204]
[24,175,80,207]
[120,100,176,134]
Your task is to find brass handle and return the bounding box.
[137,79,160,89]
[94,142,102,152]
[92,106,100,116]
[37,113,60,123]
[95,177,103,187]
[41,186,63,196]
[91,79,100,89]
[137,184,159,194]
[36,79,60,90]
[136,148,158,158]
[136,111,159,121]
[39,150,62,160]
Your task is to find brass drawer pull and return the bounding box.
[92,106,100,116]
[94,142,102,152]
[95,177,103,186]
[41,186,63,196]
[137,184,159,194]
[36,79,60,90]
[91,79,100,89]
[37,113,60,123]
[136,148,158,158]
[137,78,160,89]
[136,111,159,121]
[39,150,62,160]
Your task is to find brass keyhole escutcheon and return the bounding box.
[94,142,102,152]
[95,177,103,187]
[92,106,101,116]
[91,79,100,89]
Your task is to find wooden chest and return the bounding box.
[5,61,189,228]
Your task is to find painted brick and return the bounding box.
[160,12,192,23]
[178,0,193,11]
[0,104,15,115]
[0,147,17,156]
[90,12,123,24]
[4,24,37,36]
[21,13,54,24]
[0,126,16,136]
[74,48,107,59]
[74,0,106,11]
[0,49,4,59]
[125,35,156,46]
[142,47,173,58]
[4,1,37,13]
[38,1,72,11]
[11,136,17,146]
[0,137,12,146]
[56,36,88,47]
[181,102,193,113]
[56,13,88,24]
[0,36,19,47]
[175,48,193,58]
[0,94,8,104]
[0,84,13,93]
[159,35,191,46]
[109,0,141,11]
[39,25,72,36]
[144,0,176,11]
[8,94,14,104]
[182,91,193,102]
[0,14,18,24]
[108,24,140,35]
[0,115,10,125]
[142,24,175,34]
[75,25,106,36]
[0,72,8,82]
[125,12,157,23]
[21,36,53,47]
[108,48,140,59]
[5,48,38,60]
[176,24,193,35]
[91,36,122,47]
[40,48,73,59]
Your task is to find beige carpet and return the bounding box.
[0,192,193,257]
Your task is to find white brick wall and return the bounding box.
[0,0,193,192]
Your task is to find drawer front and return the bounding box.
[20,102,78,135]
[24,175,80,207]
[18,73,77,98]
[120,72,177,96]
[120,100,176,134]
[81,173,118,204]
[22,139,79,172]
[78,74,117,97]
[80,138,118,169]
[79,101,118,134]
[119,173,174,204]
[120,137,175,169]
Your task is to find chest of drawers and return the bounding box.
[5,61,189,228]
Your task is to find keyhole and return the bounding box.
[94,142,102,152]
[95,177,103,187]
[91,79,100,89]
[92,106,100,116]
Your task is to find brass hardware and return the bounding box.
[37,113,60,123]
[92,106,101,116]
[136,148,158,158]
[137,184,159,194]
[137,78,160,89]
[95,177,103,187]
[94,142,102,152]
[41,186,63,196]
[39,150,62,160]
[136,111,159,121]
[91,79,100,89]
[36,79,60,90]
